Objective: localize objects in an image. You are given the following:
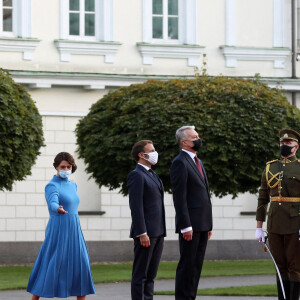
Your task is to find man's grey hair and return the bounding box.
[175,125,195,146]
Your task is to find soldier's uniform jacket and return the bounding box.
[256,155,300,234]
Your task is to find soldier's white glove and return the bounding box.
[255,228,265,243]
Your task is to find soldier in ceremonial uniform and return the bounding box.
[256,129,300,300]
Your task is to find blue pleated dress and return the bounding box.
[27,175,96,298]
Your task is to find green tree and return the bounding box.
[76,76,300,197]
[0,69,44,191]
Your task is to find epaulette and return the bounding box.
[266,159,278,165]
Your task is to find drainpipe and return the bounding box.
[291,0,297,105]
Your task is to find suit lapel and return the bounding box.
[137,165,163,191]
[182,151,206,185]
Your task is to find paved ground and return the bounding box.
[0,275,277,299]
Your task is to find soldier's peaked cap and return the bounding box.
[279,129,300,143]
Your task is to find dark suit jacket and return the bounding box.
[127,164,166,238]
[170,150,213,233]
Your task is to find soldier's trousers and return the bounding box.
[268,232,300,282]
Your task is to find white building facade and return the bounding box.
[0,0,299,263]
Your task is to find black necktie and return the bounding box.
[149,169,160,186]
[148,169,155,177]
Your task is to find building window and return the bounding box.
[152,0,178,42]
[142,0,197,45]
[56,0,121,62]
[69,0,96,40]
[0,0,13,36]
[0,0,39,60]
[138,0,204,66]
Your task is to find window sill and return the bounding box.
[78,211,106,216]
[219,46,290,69]
[0,37,40,60]
[54,39,122,63]
[136,42,205,67]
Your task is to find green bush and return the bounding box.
[0,69,44,191]
[76,76,300,197]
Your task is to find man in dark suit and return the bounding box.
[127,140,166,300]
[170,125,213,300]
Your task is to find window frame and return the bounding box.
[60,0,113,42]
[0,0,32,38]
[221,0,290,69]
[0,0,15,37]
[142,0,197,45]
[0,0,38,61]
[139,0,202,67]
[68,0,98,41]
[152,0,179,44]
[57,0,120,63]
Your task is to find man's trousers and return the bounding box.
[131,236,164,300]
[175,231,208,300]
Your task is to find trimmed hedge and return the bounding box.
[76,76,300,197]
[0,69,44,191]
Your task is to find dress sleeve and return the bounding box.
[45,183,60,214]
[256,167,270,222]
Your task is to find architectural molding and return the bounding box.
[273,0,284,47]
[39,111,87,117]
[16,0,32,37]
[0,37,40,60]
[10,70,300,92]
[266,82,300,91]
[179,0,197,44]
[101,0,114,41]
[54,39,121,62]
[136,42,205,66]
[219,46,290,68]
[11,70,148,90]
[225,0,236,46]
[297,0,300,50]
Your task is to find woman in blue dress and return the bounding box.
[27,152,96,299]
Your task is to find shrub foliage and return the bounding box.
[0,69,44,191]
[76,76,300,197]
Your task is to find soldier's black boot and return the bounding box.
[277,281,290,299]
[289,281,300,300]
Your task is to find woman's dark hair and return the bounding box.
[53,152,77,173]
[131,140,153,162]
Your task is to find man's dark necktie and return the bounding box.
[148,169,161,186]
[148,169,158,179]
[194,156,205,179]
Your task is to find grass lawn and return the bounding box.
[155,284,277,297]
[0,260,275,291]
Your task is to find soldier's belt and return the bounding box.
[271,196,300,202]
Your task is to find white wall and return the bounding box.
[0,0,293,77]
[0,113,257,242]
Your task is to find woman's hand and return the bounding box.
[58,205,68,214]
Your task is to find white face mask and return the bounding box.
[59,170,72,179]
[143,151,158,165]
